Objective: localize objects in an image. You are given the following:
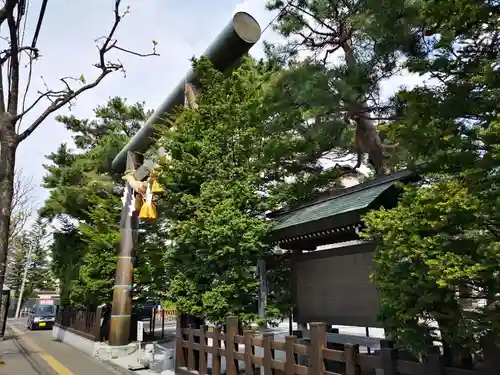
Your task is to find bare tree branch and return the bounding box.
[14,0,159,142]
[17,49,36,133]
[7,2,19,115]
[0,45,38,64]
[9,168,35,242]
[0,0,16,30]
[0,52,5,113]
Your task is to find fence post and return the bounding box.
[93,307,103,341]
[152,308,156,337]
[380,347,397,375]
[310,323,326,375]
[161,308,165,339]
[285,335,297,375]
[244,330,255,375]
[226,317,238,375]
[175,315,185,370]
[187,324,195,370]
[212,326,222,375]
[149,308,154,337]
[344,344,360,375]
[263,332,274,375]
[425,346,443,375]
[199,325,208,375]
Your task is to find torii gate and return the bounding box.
[107,12,261,346]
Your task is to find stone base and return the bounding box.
[95,342,138,360]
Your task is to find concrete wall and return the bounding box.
[52,324,138,360]
[52,324,100,357]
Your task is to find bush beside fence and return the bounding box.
[56,306,102,341]
[176,316,494,375]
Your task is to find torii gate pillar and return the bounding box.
[109,151,141,346]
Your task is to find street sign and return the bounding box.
[137,321,144,342]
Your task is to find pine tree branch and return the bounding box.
[16,0,159,142]
[287,2,338,34]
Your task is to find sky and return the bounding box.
[13,0,424,212]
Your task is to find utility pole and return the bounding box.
[15,245,33,319]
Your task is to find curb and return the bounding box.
[101,359,146,375]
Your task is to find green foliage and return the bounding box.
[6,219,56,298]
[266,0,408,176]
[42,97,161,307]
[5,234,29,295]
[361,0,500,364]
[157,57,351,324]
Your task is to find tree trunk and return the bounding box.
[342,41,388,176]
[0,123,18,298]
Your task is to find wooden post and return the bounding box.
[225,317,238,375]
[176,316,185,370]
[187,324,195,370]
[258,259,267,331]
[212,326,222,375]
[199,325,208,375]
[425,346,442,375]
[309,323,326,375]
[344,344,360,375]
[93,306,103,341]
[109,151,141,345]
[161,308,165,339]
[263,332,274,375]
[380,347,397,375]
[285,336,297,375]
[244,330,254,375]
[152,308,156,336]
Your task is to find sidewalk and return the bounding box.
[2,323,122,375]
[0,332,56,375]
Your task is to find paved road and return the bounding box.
[0,320,123,375]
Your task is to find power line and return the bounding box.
[20,0,30,47]
[30,0,48,49]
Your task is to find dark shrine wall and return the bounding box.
[292,241,382,327]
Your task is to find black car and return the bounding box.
[143,299,159,319]
[132,299,159,320]
[27,304,56,330]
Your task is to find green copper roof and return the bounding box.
[272,181,395,231]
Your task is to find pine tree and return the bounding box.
[5,233,29,296]
[360,0,500,366]
[43,97,162,306]
[266,0,404,176]
[26,219,55,293]
[157,57,357,324]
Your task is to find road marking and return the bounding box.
[10,326,74,375]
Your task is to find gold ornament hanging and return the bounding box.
[138,177,157,221]
[134,194,143,212]
[150,169,164,193]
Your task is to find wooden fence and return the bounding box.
[149,307,177,340]
[176,317,494,375]
[55,306,102,341]
[152,307,177,322]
